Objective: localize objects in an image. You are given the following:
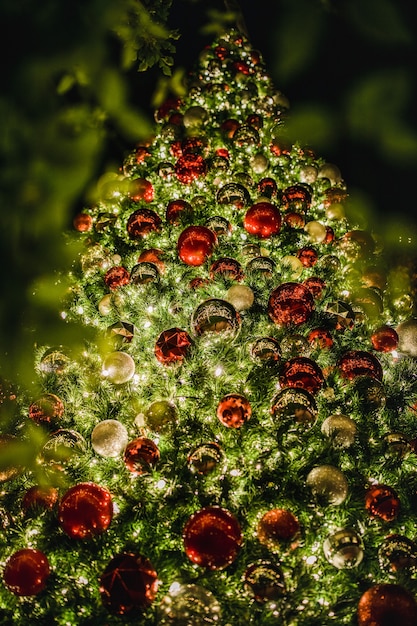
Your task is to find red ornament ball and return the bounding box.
[280,357,324,395]
[244,202,282,238]
[308,328,334,350]
[297,246,318,267]
[124,437,160,475]
[371,325,399,352]
[357,584,417,626]
[217,393,252,428]
[338,350,383,381]
[3,548,50,596]
[22,485,59,513]
[210,257,243,281]
[138,248,165,273]
[175,154,207,184]
[127,208,162,239]
[129,178,154,202]
[258,177,278,198]
[365,484,400,522]
[257,509,300,549]
[73,212,93,232]
[166,198,193,225]
[154,327,192,365]
[100,553,158,616]
[183,506,242,570]
[177,225,217,266]
[28,393,64,427]
[268,282,314,326]
[284,211,305,228]
[104,266,130,290]
[58,482,113,539]
[281,185,311,213]
[303,276,326,299]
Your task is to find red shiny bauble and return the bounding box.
[371,325,399,352]
[244,202,282,238]
[303,276,326,299]
[73,213,93,232]
[177,225,217,266]
[258,177,278,198]
[257,509,300,548]
[338,350,383,381]
[124,437,160,475]
[129,178,154,202]
[365,484,400,522]
[308,328,334,349]
[126,208,162,239]
[221,118,240,138]
[104,266,130,290]
[281,185,311,213]
[100,553,158,615]
[246,113,263,129]
[22,485,59,513]
[3,549,50,596]
[166,199,193,225]
[357,584,417,626]
[154,328,192,365]
[175,154,207,184]
[297,246,318,267]
[183,506,242,570]
[210,257,243,281]
[155,96,181,121]
[28,393,64,427]
[280,357,324,395]
[58,482,113,539]
[324,225,335,243]
[284,211,305,228]
[138,248,165,273]
[217,393,252,428]
[268,282,314,326]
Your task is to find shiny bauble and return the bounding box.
[280,333,310,358]
[352,376,386,411]
[281,184,311,214]
[250,337,281,365]
[91,420,129,458]
[308,328,333,350]
[217,393,251,428]
[102,351,135,384]
[104,266,130,291]
[323,528,364,569]
[225,284,254,312]
[100,553,158,616]
[28,393,64,428]
[365,484,400,522]
[58,482,113,539]
[371,325,399,352]
[257,509,300,549]
[3,549,50,596]
[244,202,281,238]
[145,400,178,433]
[124,437,160,475]
[166,199,193,225]
[279,357,324,395]
[357,584,417,626]
[39,347,69,375]
[191,299,240,338]
[304,220,327,243]
[397,319,417,357]
[175,154,207,184]
[188,443,223,475]
[318,163,342,185]
[321,414,357,448]
[210,257,243,281]
[306,465,348,505]
[268,282,314,326]
[338,350,383,381]
[177,225,217,266]
[303,276,326,299]
[22,485,59,513]
[271,387,318,427]
[158,583,221,625]
[41,429,86,464]
[244,561,286,603]
[130,262,159,285]
[297,246,318,268]
[183,506,242,570]
[126,208,162,238]
[183,105,208,129]
[217,182,251,208]
[154,328,192,365]
[378,535,417,573]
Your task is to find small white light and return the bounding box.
[144,320,152,329]
[156,479,166,489]
[306,555,317,565]
[214,365,224,377]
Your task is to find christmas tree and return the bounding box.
[2,26,417,626]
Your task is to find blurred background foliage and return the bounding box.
[0,0,416,390]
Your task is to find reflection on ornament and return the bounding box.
[73,212,93,232]
[102,351,135,384]
[297,246,318,267]
[154,328,192,365]
[250,153,269,174]
[233,124,260,148]
[279,357,324,394]
[304,220,327,243]
[39,347,69,375]
[217,393,251,428]
[281,185,311,213]
[397,319,417,357]
[271,388,317,427]
[244,202,281,238]
[177,225,217,266]
[384,433,410,459]
[378,535,417,573]
[3,549,50,596]
[306,465,348,505]
[268,282,314,326]
[210,257,243,281]
[318,163,342,185]
[124,437,160,475]
[28,393,64,427]
[127,208,162,238]
[246,256,276,277]
[58,482,113,539]
[257,508,299,549]
[138,248,165,273]
[308,328,333,350]
[205,216,232,236]
[100,553,158,616]
[251,337,281,365]
[166,199,193,225]
[280,334,310,358]
[244,561,286,603]
[188,442,223,475]
[104,266,130,290]
[41,429,86,464]
[145,400,178,433]
[183,506,242,569]
[365,484,400,522]
[175,154,207,184]
[258,177,278,199]
[108,321,135,345]
[226,284,254,311]
[338,350,383,381]
[158,583,221,625]
[323,528,364,569]
[303,276,326,299]
[371,325,399,352]
[130,262,159,285]
[129,177,154,202]
[191,299,240,337]
[357,584,417,626]
[91,420,129,458]
[299,164,318,184]
[217,182,251,208]
[321,414,357,448]
[22,485,59,513]
[352,376,386,411]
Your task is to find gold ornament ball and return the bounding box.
[325,203,345,221]
[91,420,129,458]
[145,400,178,433]
[304,221,327,243]
[98,294,113,316]
[323,528,364,569]
[318,163,342,185]
[102,351,135,384]
[397,319,417,357]
[281,255,304,279]
[306,465,348,505]
[158,583,221,624]
[299,165,318,184]
[226,285,255,312]
[321,414,357,448]
[250,153,269,174]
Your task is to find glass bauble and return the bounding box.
[244,202,281,238]
[244,561,286,603]
[352,376,386,411]
[130,262,159,285]
[73,212,93,232]
[251,337,281,365]
[217,182,251,208]
[321,414,357,448]
[91,420,129,458]
[318,163,342,185]
[323,528,364,569]
[175,154,207,184]
[39,346,69,375]
[205,216,232,236]
[299,165,318,184]
[303,276,326,299]
[268,282,314,326]
[166,199,193,225]
[250,153,269,174]
[257,508,299,548]
[145,400,178,433]
[338,350,383,381]
[217,393,251,428]
[191,299,240,338]
[28,393,64,427]
[246,256,276,277]
[233,124,260,147]
[183,506,242,570]
[371,325,399,352]
[281,185,311,214]
[177,225,217,266]
[257,177,278,199]
[158,583,221,625]
[384,432,410,459]
[226,284,254,311]
[154,328,192,365]
[308,328,333,350]
[183,105,208,129]
[104,266,130,290]
[58,482,113,539]
[279,357,324,395]
[41,429,86,464]
[378,535,417,573]
[124,437,160,475]
[280,333,310,358]
[397,319,417,357]
[126,208,162,238]
[100,553,158,616]
[102,351,135,384]
[365,484,400,522]
[188,443,223,475]
[22,485,59,513]
[271,387,317,427]
[306,465,348,505]
[129,177,154,202]
[304,220,327,243]
[297,246,318,267]
[210,257,243,281]
[3,549,50,596]
[357,584,417,626]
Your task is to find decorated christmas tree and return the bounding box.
[2,25,417,626]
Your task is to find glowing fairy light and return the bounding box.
[214,365,224,377]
